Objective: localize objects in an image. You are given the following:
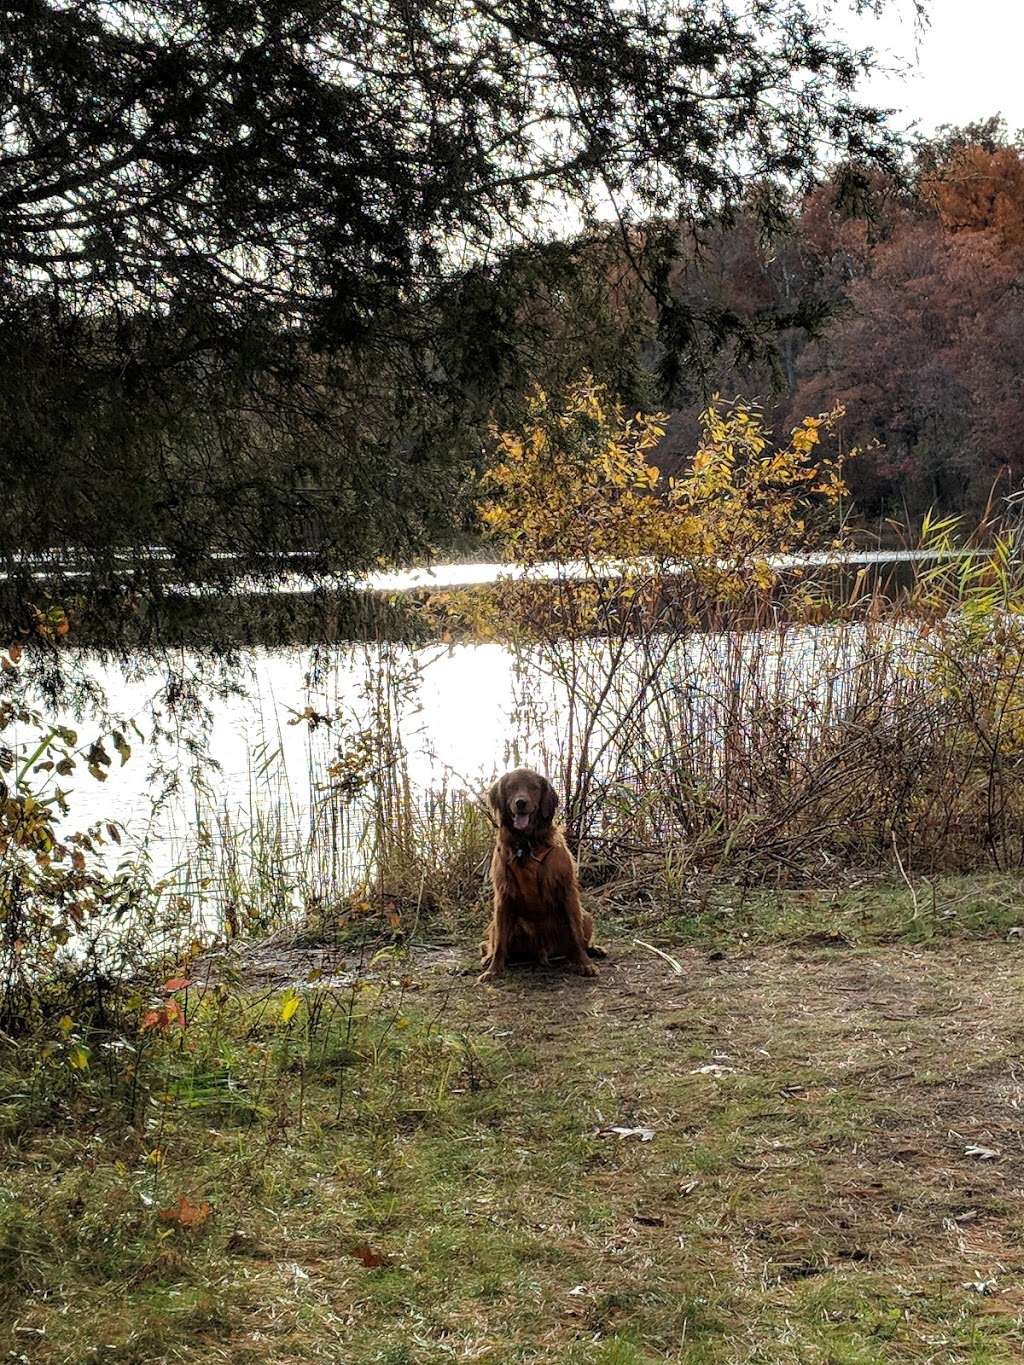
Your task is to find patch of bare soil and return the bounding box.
[195,932,463,991]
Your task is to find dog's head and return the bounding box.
[488,767,558,837]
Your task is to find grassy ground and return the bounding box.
[2,874,1023,1364]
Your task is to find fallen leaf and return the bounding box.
[963,1279,997,1294]
[350,1244,385,1268]
[597,1125,655,1142]
[690,1064,737,1077]
[159,1194,212,1230]
[162,976,192,992]
[964,1144,999,1161]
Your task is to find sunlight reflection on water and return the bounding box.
[34,620,878,900]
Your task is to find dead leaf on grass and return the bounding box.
[596,1125,655,1142]
[158,1194,211,1230]
[963,1279,998,1294]
[141,999,185,1032]
[350,1244,386,1267]
[964,1144,1000,1161]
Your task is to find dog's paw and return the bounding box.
[477,968,500,985]
[574,960,599,978]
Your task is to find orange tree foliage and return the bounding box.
[924,145,1024,250]
[786,137,1024,516]
[650,129,1024,521]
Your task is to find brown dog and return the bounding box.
[479,767,603,983]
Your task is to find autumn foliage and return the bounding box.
[462,375,1024,872]
[476,377,848,632]
[925,144,1024,248]
[660,126,1024,520]
[456,376,856,847]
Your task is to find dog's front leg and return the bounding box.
[568,937,598,977]
[478,894,512,983]
[564,884,598,978]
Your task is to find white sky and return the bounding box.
[843,0,1024,136]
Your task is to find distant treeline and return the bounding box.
[650,119,1024,525]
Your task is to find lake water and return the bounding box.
[9,551,941,928]
[32,635,868,867]
[30,641,519,868]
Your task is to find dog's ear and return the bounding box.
[538,775,559,825]
[487,775,505,817]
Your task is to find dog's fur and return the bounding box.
[479,767,603,983]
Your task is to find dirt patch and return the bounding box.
[196,933,465,990]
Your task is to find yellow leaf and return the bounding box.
[68,1043,89,1071]
[280,993,300,1023]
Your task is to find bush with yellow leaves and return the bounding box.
[431,376,853,849]
[466,375,849,642]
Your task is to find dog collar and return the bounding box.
[513,844,552,865]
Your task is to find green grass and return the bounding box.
[624,869,1024,949]
[1,873,1023,1363]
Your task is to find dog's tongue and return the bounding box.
[513,812,530,831]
